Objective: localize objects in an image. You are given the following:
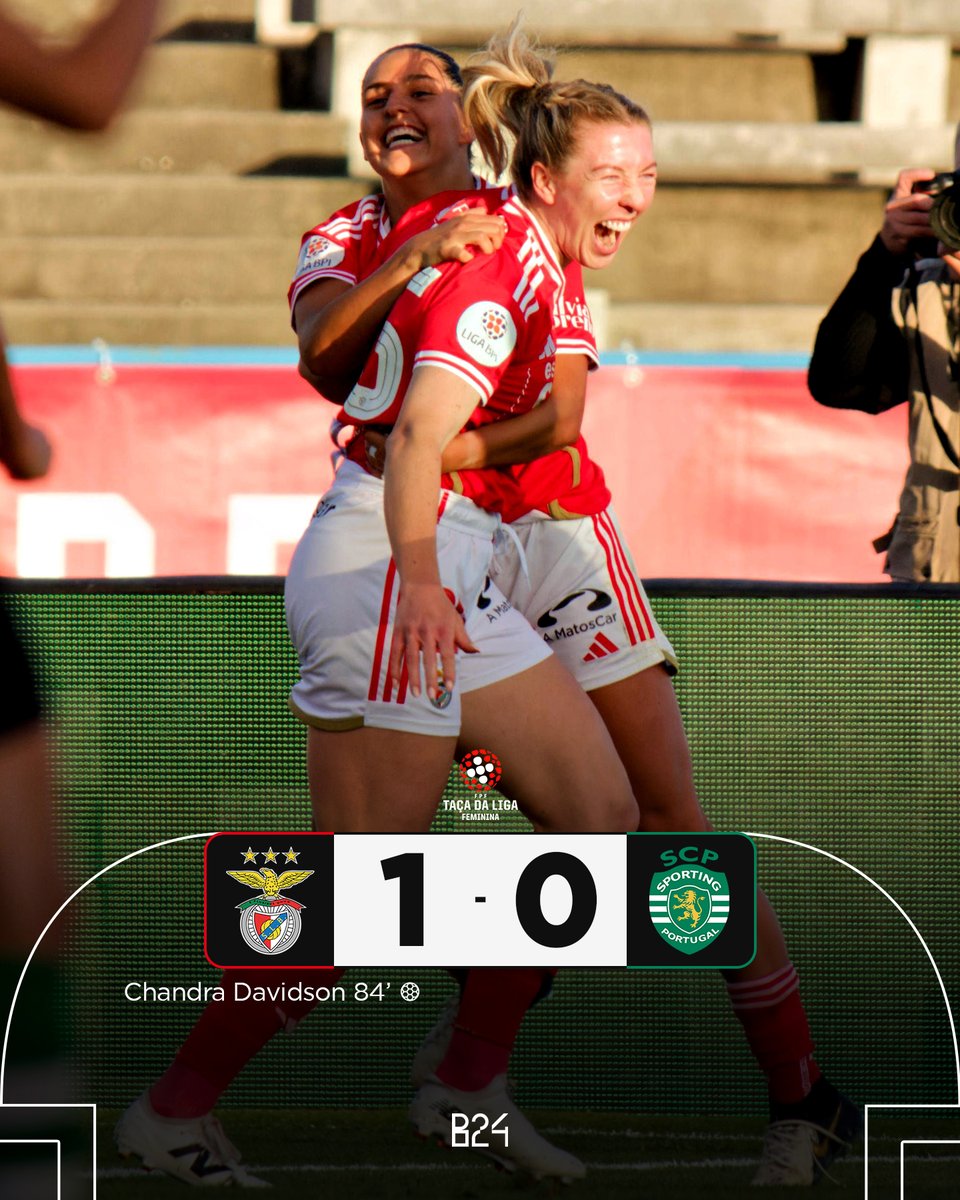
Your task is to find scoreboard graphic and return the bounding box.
[204,832,757,969]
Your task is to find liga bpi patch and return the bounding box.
[204,832,334,969]
[626,833,756,968]
[298,234,346,274]
[456,301,517,367]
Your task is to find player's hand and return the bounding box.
[363,428,388,477]
[880,168,936,255]
[406,212,507,269]
[387,582,478,702]
[1,420,52,480]
[941,247,960,281]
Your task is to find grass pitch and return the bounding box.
[95,1109,959,1199]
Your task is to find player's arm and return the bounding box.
[0,338,51,480]
[0,0,162,131]
[441,354,588,470]
[294,213,506,402]
[808,168,930,414]
[807,236,913,414]
[384,367,481,699]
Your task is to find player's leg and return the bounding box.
[408,613,633,1181]
[0,602,73,1104]
[497,510,859,1183]
[306,724,459,831]
[458,655,638,833]
[587,651,858,1180]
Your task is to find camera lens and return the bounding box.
[930,186,960,252]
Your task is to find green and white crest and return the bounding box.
[649,866,730,957]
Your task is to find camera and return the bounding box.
[911,171,960,251]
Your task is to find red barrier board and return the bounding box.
[1,362,907,581]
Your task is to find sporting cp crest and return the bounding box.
[648,865,730,957]
[227,867,314,956]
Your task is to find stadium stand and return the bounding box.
[0,0,958,350]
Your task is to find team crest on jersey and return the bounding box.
[648,863,730,957]
[457,301,517,367]
[227,865,314,956]
[299,235,346,274]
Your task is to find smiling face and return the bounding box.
[529,120,657,271]
[359,48,473,184]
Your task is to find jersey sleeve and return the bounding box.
[408,256,532,405]
[287,196,382,313]
[556,262,599,368]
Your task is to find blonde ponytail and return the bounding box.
[462,19,649,195]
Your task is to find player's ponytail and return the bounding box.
[461,23,554,182]
[463,19,650,196]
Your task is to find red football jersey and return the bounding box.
[339,194,566,513]
[502,261,611,521]
[290,185,609,520]
[288,193,392,311]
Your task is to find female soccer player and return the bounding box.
[116,33,648,1187]
[297,28,859,1187]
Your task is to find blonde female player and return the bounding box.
[305,29,858,1187]
[115,38,647,1188]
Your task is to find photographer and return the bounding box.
[808,133,960,582]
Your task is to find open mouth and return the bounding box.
[384,125,424,149]
[595,219,632,251]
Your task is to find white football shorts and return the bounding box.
[284,462,550,735]
[489,506,677,691]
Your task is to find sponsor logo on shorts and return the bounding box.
[299,235,346,273]
[537,589,616,643]
[475,576,513,623]
[583,631,619,662]
[456,301,517,367]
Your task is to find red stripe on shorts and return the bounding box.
[396,659,410,705]
[368,558,399,702]
[597,510,654,641]
[591,513,639,645]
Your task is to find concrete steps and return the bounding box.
[0,180,888,352]
[130,43,280,110]
[0,175,360,236]
[456,45,823,123]
[586,183,887,308]
[0,184,889,309]
[3,0,256,38]
[0,237,295,304]
[0,108,346,174]
[1,7,953,352]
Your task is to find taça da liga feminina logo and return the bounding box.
[459,748,502,792]
[227,859,314,956]
[649,857,730,956]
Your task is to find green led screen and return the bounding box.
[5,581,958,1119]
